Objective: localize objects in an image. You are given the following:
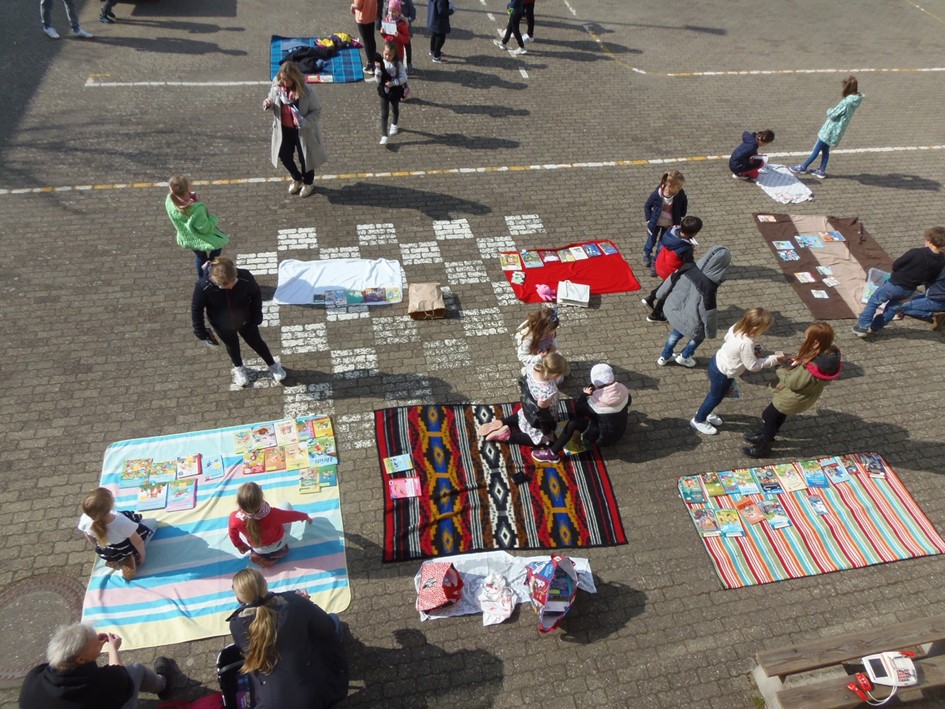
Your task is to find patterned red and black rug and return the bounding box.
[375,402,627,562]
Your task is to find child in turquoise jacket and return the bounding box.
[790,76,863,179]
[165,174,230,277]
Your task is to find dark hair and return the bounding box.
[756,129,775,144]
[680,215,703,237]
[841,75,858,97]
[925,226,945,250]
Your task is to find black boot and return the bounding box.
[743,431,765,444]
[743,441,772,458]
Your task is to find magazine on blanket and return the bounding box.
[862,268,890,304]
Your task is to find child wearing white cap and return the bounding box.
[576,364,630,447]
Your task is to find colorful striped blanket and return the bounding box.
[81,416,350,650]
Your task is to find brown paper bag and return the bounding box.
[407,283,446,320]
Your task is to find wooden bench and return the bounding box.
[753,614,945,709]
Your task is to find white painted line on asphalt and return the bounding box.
[666,67,945,77]
[519,67,529,78]
[4,145,943,196]
[487,12,495,21]
[85,76,269,87]
[563,0,577,16]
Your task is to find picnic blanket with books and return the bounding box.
[270,34,365,83]
[679,452,945,589]
[754,214,894,319]
[81,415,350,650]
[499,240,640,303]
[273,258,404,306]
[754,163,814,204]
[375,402,627,562]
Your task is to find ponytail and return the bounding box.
[236,483,265,547]
[81,488,115,546]
[232,568,280,675]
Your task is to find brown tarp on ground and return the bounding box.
[753,214,894,320]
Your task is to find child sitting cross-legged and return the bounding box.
[228,482,312,568]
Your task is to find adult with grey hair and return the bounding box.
[19,623,177,708]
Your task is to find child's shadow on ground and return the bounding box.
[558,577,647,644]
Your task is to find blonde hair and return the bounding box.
[732,307,774,340]
[81,488,114,545]
[794,322,834,368]
[233,568,279,675]
[535,352,570,379]
[660,170,685,190]
[168,174,192,211]
[208,257,238,287]
[275,62,305,94]
[236,482,264,546]
[517,307,558,356]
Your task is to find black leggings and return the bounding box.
[524,3,535,35]
[502,10,525,48]
[357,22,377,67]
[214,323,275,368]
[278,126,313,184]
[430,33,446,57]
[500,414,580,452]
[380,93,401,135]
[760,403,788,442]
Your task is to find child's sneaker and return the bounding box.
[299,184,316,198]
[269,362,287,383]
[706,413,723,426]
[732,173,750,181]
[389,124,399,135]
[232,366,250,387]
[72,28,94,38]
[851,324,871,338]
[641,296,654,310]
[675,354,697,368]
[646,313,667,323]
[689,418,718,436]
[288,180,303,194]
[99,13,115,23]
[431,56,447,63]
[656,355,673,366]
[43,26,61,39]
[788,165,807,174]
[809,169,827,179]
[493,39,508,50]
[513,47,528,55]
[379,136,389,145]
[523,33,534,42]
[531,448,560,464]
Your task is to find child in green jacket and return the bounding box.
[790,76,863,179]
[165,174,230,277]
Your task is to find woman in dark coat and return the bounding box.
[228,568,349,709]
[426,0,452,62]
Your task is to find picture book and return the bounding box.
[733,468,761,496]
[363,287,387,303]
[582,243,603,258]
[137,483,168,511]
[811,290,829,299]
[820,457,851,485]
[323,289,348,307]
[223,455,244,477]
[794,272,816,283]
[385,287,402,303]
[569,246,590,260]
[250,424,278,449]
[757,214,777,223]
[176,455,202,479]
[598,242,619,255]
[773,463,807,492]
[753,466,784,495]
[797,459,829,488]
[521,250,544,269]
[345,290,365,305]
[701,472,726,497]
[724,380,741,399]
[735,497,765,525]
[309,437,338,467]
[384,454,414,475]
[816,265,834,276]
[309,416,334,439]
[283,443,309,471]
[862,268,891,304]
[772,240,794,250]
[807,494,829,516]
[165,479,197,512]
[716,471,740,495]
[274,419,299,446]
[318,465,338,487]
[678,476,706,504]
[511,271,526,285]
[243,449,266,475]
[758,500,792,530]
[389,476,422,499]
[232,430,253,454]
[557,249,575,263]
[149,460,178,485]
[538,249,560,263]
[822,277,840,288]
[796,234,825,249]
[715,508,745,537]
[299,468,321,494]
[202,456,225,481]
[561,430,588,455]
[263,446,287,472]
[836,454,860,478]
[854,452,887,478]
[819,230,846,243]
[777,249,800,262]
[688,507,721,537]
[120,459,153,489]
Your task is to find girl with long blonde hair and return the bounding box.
[164,173,230,277]
[227,482,311,567]
[77,487,157,581]
[514,306,560,370]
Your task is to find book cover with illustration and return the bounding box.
[521,250,544,269]
[389,476,422,499]
[777,249,800,262]
[733,468,761,496]
[582,243,603,258]
[250,424,278,449]
[511,271,526,285]
[796,234,825,249]
[385,287,402,303]
[263,446,287,472]
[836,454,861,479]
[862,268,891,304]
[758,500,792,530]
[202,456,225,481]
[854,452,887,478]
[816,265,834,276]
[309,416,334,439]
[598,242,619,255]
[309,437,338,467]
[569,246,590,260]
[299,468,321,495]
[363,287,388,303]
[137,483,168,511]
[165,479,197,512]
[715,508,745,537]
[176,455,202,479]
[735,497,765,525]
[384,454,414,475]
[753,466,784,495]
[717,471,740,495]
[689,507,721,537]
[807,494,829,516]
[811,290,829,299]
[323,289,348,307]
[283,443,309,471]
[538,249,560,263]
[818,230,846,242]
[120,459,153,489]
[318,465,338,487]
[772,240,794,250]
[794,272,816,283]
[149,460,178,485]
[232,430,253,454]
[819,457,851,485]
[557,248,575,263]
[797,459,829,488]
[702,472,726,497]
[678,476,706,504]
[773,462,807,493]
[274,419,299,446]
[243,449,266,475]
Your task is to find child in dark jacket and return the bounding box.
[374,41,408,145]
[575,364,630,447]
[729,129,774,181]
[642,170,687,272]
[642,215,702,322]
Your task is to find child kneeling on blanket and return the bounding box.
[228,482,312,568]
[574,364,630,447]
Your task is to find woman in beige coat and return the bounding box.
[263,61,328,198]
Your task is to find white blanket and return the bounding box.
[755,163,814,204]
[273,258,404,305]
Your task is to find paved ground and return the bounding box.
[3,0,945,706]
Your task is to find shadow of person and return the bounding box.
[608,414,701,463]
[558,578,647,644]
[392,129,520,151]
[407,97,529,118]
[93,36,248,56]
[345,628,505,707]
[826,173,941,192]
[323,182,491,219]
[343,531,419,579]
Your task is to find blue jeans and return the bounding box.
[644,225,669,263]
[661,329,703,360]
[193,248,222,278]
[40,0,78,30]
[858,281,915,331]
[799,138,831,171]
[694,355,734,423]
[890,295,945,323]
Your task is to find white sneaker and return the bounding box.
[523,33,533,43]
[72,28,94,38]
[232,366,250,387]
[690,418,718,435]
[493,39,509,50]
[299,183,316,198]
[380,136,389,145]
[288,180,303,194]
[43,26,61,39]
[513,48,528,55]
[657,355,672,367]
[389,124,399,136]
[269,362,287,383]
[706,413,723,426]
[675,354,697,368]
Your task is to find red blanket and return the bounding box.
[501,240,640,303]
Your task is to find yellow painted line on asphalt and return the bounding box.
[2,145,943,195]
[903,0,945,24]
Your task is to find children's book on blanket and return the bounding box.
[84,414,350,649]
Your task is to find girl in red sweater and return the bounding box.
[228,482,311,568]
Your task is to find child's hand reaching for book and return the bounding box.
[305,515,313,524]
